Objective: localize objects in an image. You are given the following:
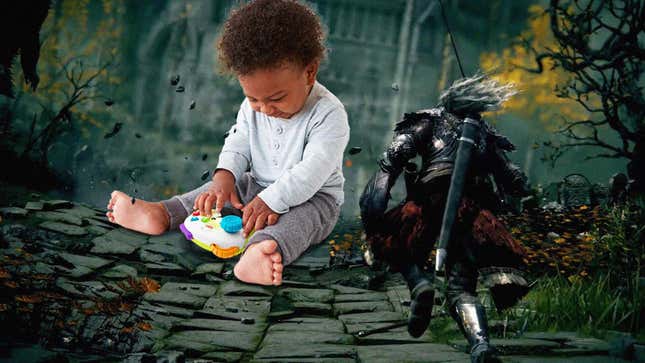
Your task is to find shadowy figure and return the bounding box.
[361,74,531,363]
[0,0,50,98]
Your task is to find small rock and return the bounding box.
[542,201,564,212]
[39,221,87,236]
[25,201,45,211]
[143,290,207,309]
[103,264,138,279]
[0,207,28,217]
[145,262,187,275]
[58,252,113,270]
[240,317,255,325]
[546,232,560,241]
[192,263,225,276]
[34,211,84,226]
[90,237,139,255]
[41,199,74,209]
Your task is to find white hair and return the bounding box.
[439,73,517,116]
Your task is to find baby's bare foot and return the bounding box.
[106,190,169,235]
[234,240,283,286]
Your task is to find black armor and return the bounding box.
[360,106,530,363]
[372,108,528,204]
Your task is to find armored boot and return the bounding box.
[450,301,499,363]
[400,263,435,338]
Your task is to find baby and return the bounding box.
[106,0,349,286]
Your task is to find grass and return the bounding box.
[488,202,644,340]
[516,271,643,337]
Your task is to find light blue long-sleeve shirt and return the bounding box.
[216,81,350,214]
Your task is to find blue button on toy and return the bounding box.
[220,215,243,233]
[191,217,198,221]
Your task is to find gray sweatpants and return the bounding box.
[160,172,341,265]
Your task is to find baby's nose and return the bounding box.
[260,103,275,115]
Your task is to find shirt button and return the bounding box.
[276,126,283,134]
[273,142,280,150]
[273,159,279,166]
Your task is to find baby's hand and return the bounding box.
[194,169,243,217]
[241,196,280,237]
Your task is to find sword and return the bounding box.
[435,117,481,271]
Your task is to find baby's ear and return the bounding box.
[306,60,319,84]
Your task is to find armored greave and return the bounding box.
[446,260,496,362]
[400,263,435,338]
[400,263,428,291]
[451,302,491,355]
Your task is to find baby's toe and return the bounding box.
[273,263,283,273]
[106,211,115,223]
[272,270,282,285]
[270,252,282,264]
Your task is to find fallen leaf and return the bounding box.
[140,277,160,293]
[0,269,10,279]
[349,146,362,155]
[15,295,43,303]
[104,122,123,139]
[137,322,153,331]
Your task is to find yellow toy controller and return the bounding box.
[179,209,252,259]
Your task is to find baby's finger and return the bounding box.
[242,205,254,226]
[254,213,267,232]
[215,192,227,212]
[204,193,218,217]
[229,191,244,209]
[194,193,206,210]
[198,193,210,216]
[267,214,279,226]
[243,213,255,237]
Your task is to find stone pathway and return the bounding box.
[0,198,641,362]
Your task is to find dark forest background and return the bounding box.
[1,0,641,217]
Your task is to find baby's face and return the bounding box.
[238,61,318,119]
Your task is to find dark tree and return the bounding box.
[0,0,51,98]
[524,0,644,192]
[21,57,113,166]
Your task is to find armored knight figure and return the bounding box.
[360,74,531,363]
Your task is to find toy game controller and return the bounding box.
[179,209,252,259]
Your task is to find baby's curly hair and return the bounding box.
[217,0,326,76]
